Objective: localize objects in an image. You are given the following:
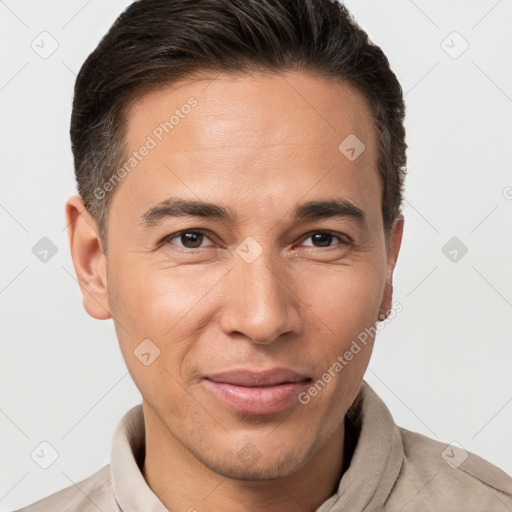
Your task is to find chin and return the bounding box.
[205,461,298,482]
[197,445,308,482]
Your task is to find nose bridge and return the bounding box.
[219,241,300,344]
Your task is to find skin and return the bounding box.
[66,70,404,512]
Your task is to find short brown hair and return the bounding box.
[70,0,407,252]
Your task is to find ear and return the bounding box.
[65,195,112,320]
[378,214,404,320]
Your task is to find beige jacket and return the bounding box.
[15,380,512,511]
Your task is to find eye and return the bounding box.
[300,231,349,248]
[162,229,350,252]
[164,230,213,249]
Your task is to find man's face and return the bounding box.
[86,71,402,480]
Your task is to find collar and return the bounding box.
[317,380,404,511]
[110,379,404,512]
[110,402,167,511]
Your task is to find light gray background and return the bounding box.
[1,0,511,509]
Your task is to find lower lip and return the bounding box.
[203,379,310,415]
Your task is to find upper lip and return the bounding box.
[205,368,311,387]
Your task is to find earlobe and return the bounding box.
[65,195,112,320]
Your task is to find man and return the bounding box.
[16,0,512,510]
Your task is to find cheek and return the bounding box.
[293,274,382,425]
[107,262,225,377]
[298,262,386,330]
[294,263,386,381]
[106,267,196,412]
[109,261,216,333]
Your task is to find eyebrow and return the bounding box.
[140,196,367,228]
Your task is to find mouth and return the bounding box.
[203,368,312,415]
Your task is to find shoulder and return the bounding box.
[13,464,119,512]
[386,427,512,511]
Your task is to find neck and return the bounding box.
[141,403,351,512]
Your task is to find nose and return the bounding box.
[218,249,302,345]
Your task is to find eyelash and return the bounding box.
[162,229,351,251]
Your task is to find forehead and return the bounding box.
[124,70,376,153]
[112,71,381,230]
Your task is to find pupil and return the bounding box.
[313,233,331,247]
[182,233,202,248]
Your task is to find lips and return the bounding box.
[206,368,310,387]
[203,368,312,415]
